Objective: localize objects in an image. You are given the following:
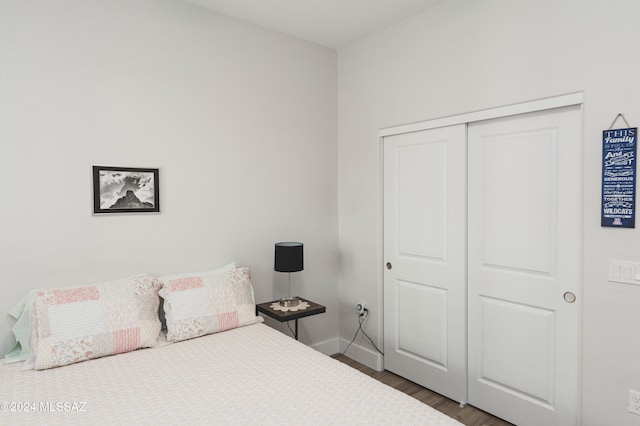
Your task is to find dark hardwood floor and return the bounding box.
[331,354,513,426]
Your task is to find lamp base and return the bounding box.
[279,297,300,308]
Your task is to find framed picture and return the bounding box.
[93,166,159,214]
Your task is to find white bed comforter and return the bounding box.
[0,323,462,425]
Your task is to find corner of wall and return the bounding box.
[339,339,383,371]
[310,337,340,356]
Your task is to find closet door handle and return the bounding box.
[386,262,393,270]
[563,292,576,303]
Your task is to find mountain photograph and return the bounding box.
[110,190,154,209]
[93,167,158,213]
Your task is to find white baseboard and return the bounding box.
[337,338,384,371]
[310,337,340,356]
[310,338,383,372]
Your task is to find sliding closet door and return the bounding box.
[467,106,582,426]
[383,125,467,404]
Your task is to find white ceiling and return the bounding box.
[183,0,446,48]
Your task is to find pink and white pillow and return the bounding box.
[31,275,162,370]
[160,267,261,342]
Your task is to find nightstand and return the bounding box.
[256,298,326,340]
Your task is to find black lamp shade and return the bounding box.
[274,242,303,272]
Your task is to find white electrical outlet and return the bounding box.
[355,303,367,315]
[629,389,640,415]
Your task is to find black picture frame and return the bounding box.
[92,166,160,214]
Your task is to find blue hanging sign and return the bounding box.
[601,127,637,228]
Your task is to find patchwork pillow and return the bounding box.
[160,267,261,342]
[31,275,162,370]
[157,262,236,330]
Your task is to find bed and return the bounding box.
[1,266,462,425]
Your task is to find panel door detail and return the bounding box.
[383,124,467,404]
[467,106,582,426]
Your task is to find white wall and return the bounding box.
[338,0,640,424]
[0,0,338,353]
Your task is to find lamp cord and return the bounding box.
[341,309,384,356]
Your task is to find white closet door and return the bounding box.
[383,124,467,404]
[467,106,582,426]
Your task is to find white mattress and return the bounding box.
[1,323,462,425]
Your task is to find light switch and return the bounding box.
[609,260,640,286]
[611,263,622,279]
[623,265,633,280]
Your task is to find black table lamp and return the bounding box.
[274,242,303,307]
